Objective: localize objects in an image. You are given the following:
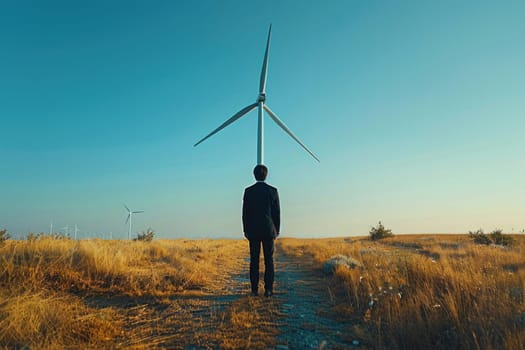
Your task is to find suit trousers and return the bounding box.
[249,239,275,292]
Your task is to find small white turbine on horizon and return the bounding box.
[194,25,319,165]
[124,204,144,240]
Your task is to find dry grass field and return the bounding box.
[0,238,263,349]
[0,233,524,349]
[279,234,525,349]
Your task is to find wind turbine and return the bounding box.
[194,25,319,165]
[124,204,144,240]
[74,224,79,240]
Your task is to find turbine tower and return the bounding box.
[61,225,69,237]
[194,25,319,165]
[124,204,144,240]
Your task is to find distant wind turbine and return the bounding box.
[61,225,69,237]
[74,224,79,240]
[124,204,144,240]
[194,25,319,165]
[49,221,53,235]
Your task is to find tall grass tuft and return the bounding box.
[0,229,10,246]
[0,291,120,349]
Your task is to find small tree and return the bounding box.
[369,221,393,241]
[134,228,155,242]
[0,229,10,246]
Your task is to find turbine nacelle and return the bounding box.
[257,93,266,103]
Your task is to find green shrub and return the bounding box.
[0,229,10,246]
[490,229,514,246]
[134,228,155,242]
[369,221,393,241]
[469,229,514,246]
[469,229,491,245]
[27,232,39,241]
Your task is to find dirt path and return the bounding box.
[273,243,353,349]
[90,241,354,349]
[206,241,355,349]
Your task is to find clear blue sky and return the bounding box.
[1,0,524,239]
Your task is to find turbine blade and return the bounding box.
[125,214,130,224]
[132,211,144,214]
[194,103,258,147]
[123,204,130,212]
[259,24,272,94]
[264,105,320,162]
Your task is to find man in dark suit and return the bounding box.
[242,164,280,297]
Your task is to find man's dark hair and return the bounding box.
[253,165,268,181]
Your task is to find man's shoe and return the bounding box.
[264,290,273,297]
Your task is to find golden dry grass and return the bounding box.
[279,235,525,350]
[0,237,250,349]
[3,234,524,349]
[0,291,121,349]
[1,238,233,295]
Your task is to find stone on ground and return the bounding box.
[323,254,361,274]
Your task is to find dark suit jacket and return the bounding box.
[242,181,280,241]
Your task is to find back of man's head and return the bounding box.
[253,164,268,181]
